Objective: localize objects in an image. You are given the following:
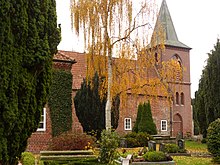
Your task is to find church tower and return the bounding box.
[153,0,192,137]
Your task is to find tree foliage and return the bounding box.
[74,72,120,139]
[132,103,143,133]
[71,0,183,130]
[207,118,220,163]
[0,0,60,164]
[194,39,220,138]
[136,102,157,135]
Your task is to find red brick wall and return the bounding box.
[27,106,52,153]
[116,94,171,136]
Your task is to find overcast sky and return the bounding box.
[56,0,220,98]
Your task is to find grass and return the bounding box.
[185,140,208,153]
[173,156,215,165]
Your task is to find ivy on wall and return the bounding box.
[48,69,73,137]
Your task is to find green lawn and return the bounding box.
[185,140,208,153]
[173,156,215,165]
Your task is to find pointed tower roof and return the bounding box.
[152,0,191,49]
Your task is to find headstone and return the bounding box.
[159,143,165,152]
[120,138,127,148]
[176,132,183,140]
[148,140,156,151]
[178,139,185,150]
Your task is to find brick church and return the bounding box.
[27,0,193,153]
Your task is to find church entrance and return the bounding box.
[173,113,183,137]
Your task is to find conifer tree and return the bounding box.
[74,73,120,139]
[138,102,157,135]
[133,103,143,133]
[146,101,157,135]
[194,39,220,138]
[0,0,60,164]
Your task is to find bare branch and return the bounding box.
[111,22,151,46]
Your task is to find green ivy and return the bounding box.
[48,69,72,137]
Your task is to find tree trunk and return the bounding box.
[105,52,113,130]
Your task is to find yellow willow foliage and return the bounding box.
[70,0,182,106]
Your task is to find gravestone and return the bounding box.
[148,140,156,151]
[159,143,165,152]
[177,139,185,150]
[120,138,127,148]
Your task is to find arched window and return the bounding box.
[180,92,184,105]
[172,54,182,81]
[176,92,179,105]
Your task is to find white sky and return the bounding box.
[56,0,220,98]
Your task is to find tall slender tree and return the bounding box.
[138,102,157,135]
[194,39,220,138]
[71,0,183,130]
[132,103,143,133]
[0,0,60,164]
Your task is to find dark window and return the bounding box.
[176,92,179,105]
[180,92,184,105]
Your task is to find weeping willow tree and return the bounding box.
[70,0,182,130]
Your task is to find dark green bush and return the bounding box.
[136,132,152,147]
[164,144,179,153]
[126,137,140,148]
[143,151,167,162]
[49,131,95,150]
[124,132,137,138]
[138,102,157,135]
[21,152,35,165]
[207,118,220,160]
[124,132,153,148]
[201,138,206,144]
[43,161,59,165]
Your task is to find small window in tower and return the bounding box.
[176,92,179,105]
[181,92,184,105]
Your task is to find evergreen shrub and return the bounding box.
[134,102,157,135]
[49,131,95,150]
[207,118,220,163]
[132,103,143,133]
[124,132,153,147]
[143,151,167,162]
[43,161,59,165]
[164,144,179,153]
[21,152,35,165]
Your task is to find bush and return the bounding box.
[43,161,59,165]
[99,130,119,164]
[21,152,35,165]
[164,144,179,153]
[207,118,220,160]
[124,132,153,148]
[138,102,157,135]
[143,151,167,162]
[126,137,140,148]
[49,131,95,150]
